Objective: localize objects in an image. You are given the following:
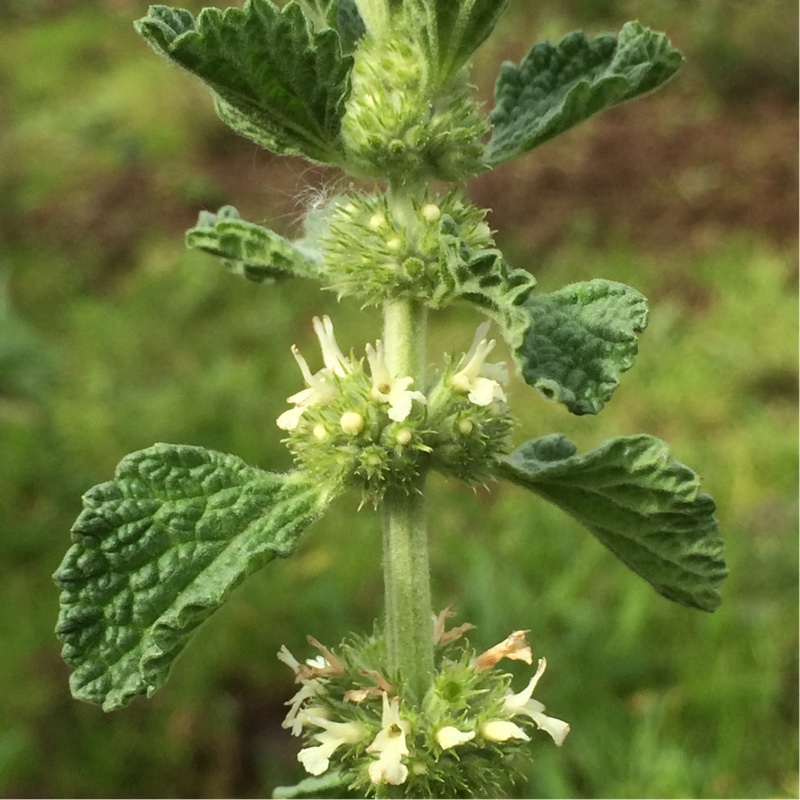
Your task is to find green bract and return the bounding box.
[496,434,726,611]
[54,444,330,710]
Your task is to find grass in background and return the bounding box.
[0,2,796,797]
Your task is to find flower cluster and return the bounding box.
[319,189,494,306]
[279,612,568,799]
[340,19,488,183]
[277,317,513,499]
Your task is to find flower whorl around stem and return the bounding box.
[278,618,569,798]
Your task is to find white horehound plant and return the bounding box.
[53,2,727,797]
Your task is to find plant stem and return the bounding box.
[381,298,433,703]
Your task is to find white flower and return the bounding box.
[451,322,508,406]
[481,719,530,742]
[313,315,350,378]
[297,716,366,776]
[366,340,426,422]
[277,316,351,431]
[282,678,326,736]
[436,726,475,750]
[502,657,570,746]
[366,693,411,785]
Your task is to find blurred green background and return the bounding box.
[1,0,797,797]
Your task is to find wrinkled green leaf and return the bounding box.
[487,21,683,165]
[54,444,329,711]
[405,0,511,87]
[186,206,321,283]
[514,279,647,415]
[497,434,726,611]
[135,1,353,163]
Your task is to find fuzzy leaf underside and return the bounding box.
[54,444,327,711]
[515,279,648,415]
[497,434,726,611]
[406,0,512,87]
[186,206,321,283]
[134,1,353,163]
[487,21,683,165]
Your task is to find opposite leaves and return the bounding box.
[135,1,353,163]
[54,444,329,711]
[497,434,726,611]
[513,279,647,415]
[487,21,683,166]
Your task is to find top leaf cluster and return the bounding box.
[135,0,683,179]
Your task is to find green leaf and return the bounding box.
[487,21,683,165]
[54,444,329,711]
[186,206,322,283]
[496,434,726,611]
[514,279,648,415]
[405,0,512,87]
[135,1,353,164]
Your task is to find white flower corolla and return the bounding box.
[366,693,411,785]
[313,315,350,378]
[480,719,531,743]
[277,316,351,431]
[297,716,367,776]
[502,657,570,746]
[282,678,327,736]
[278,645,331,736]
[436,726,475,750]
[451,322,508,406]
[365,340,426,422]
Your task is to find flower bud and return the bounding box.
[340,411,365,435]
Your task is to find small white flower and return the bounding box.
[481,719,530,743]
[297,716,366,776]
[282,678,326,736]
[313,315,350,378]
[451,322,508,406]
[366,693,411,786]
[277,316,351,431]
[366,340,426,422]
[436,726,475,750]
[502,657,570,746]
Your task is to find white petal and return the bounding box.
[530,709,570,746]
[436,726,475,750]
[313,315,349,377]
[481,719,530,743]
[277,406,304,431]
[467,376,500,406]
[503,658,547,713]
[298,741,336,775]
